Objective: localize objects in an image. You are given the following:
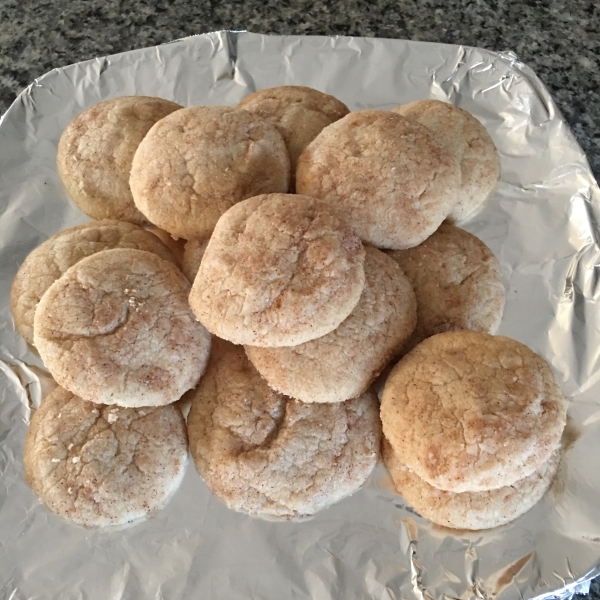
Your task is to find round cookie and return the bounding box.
[295,110,461,249]
[393,99,500,222]
[11,220,177,346]
[34,248,211,407]
[380,331,568,493]
[24,386,188,527]
[181,235,211,283]
[245,246,417,403]
[129,106,290,239]
[57,96,182,224]
[382,439,560,530]
[238,86,349,190]
[189,193,366,347]
[387,224,505,350]
[187,338,381,519]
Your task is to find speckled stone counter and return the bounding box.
[0,1,598,598]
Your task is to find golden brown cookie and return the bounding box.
[296,110,461,249]
[393,100,500,222]
[57,96,182,224]
[380,332,567,493]
[189,194,365,347]
[245,246,416,403]
[238,86,349,190]
[24,386,188,527]
[186,338,381,519]
[129,106,290,239]
[11,220,177,346]
[382,439,559,530]
[34,248,211,407]
[387,224,505,350]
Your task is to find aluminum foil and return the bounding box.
[1,31,599,600]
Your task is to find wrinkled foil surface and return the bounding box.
[1,31,599,600]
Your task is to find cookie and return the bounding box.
[186,338,381,519]
[129,106,290,239]
[295,110,461,249]
[380,331,568,493]
[245,246,417,403]
[382,439,560,530]
[238,86,349,190]
[387,224,505,350]
[146,226,187,266]
[189,193,365,347]
[24,386,188,527]
[393,99,500,222]
[11,220,177,346]
[34,248,211,407]
[181,235,211,283]
[57,96,182,224]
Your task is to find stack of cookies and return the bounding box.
[16,224,212,526]
[380,332,567,530]
[11,84,568,529]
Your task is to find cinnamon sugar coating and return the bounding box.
[34,248,211,407]
[24,386,188,527]
[296,110,461,249]
[130,106,290,239]
[245,246,416,403]
[189,194,365,347]
[380,332,567,493]
[187,339,381,519]
[57,96,182,224]
[383,439,559,530]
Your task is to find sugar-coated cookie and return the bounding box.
[34,248,211,407]
[387,224,505,350]
[245,246,416,403]
[187,338,381,519]
[238,86,349,190]
[11,220,176,346]
[382,439,559,530]
[24,386,188,527]
[393,99,500,222]
[189,194,365,347]
[130,106,290,239]
[296,110,461,249]
[380,332,567,493]
[57,96,182,224]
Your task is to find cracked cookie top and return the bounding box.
[34,248,211,407]
[189,193,366,347]
[387,224,505,351]
[238,86,349,190]
[11,220,177,346]
[186,338,381,519]
[129,105,290,239]
[295,109,461,250]
[393,100,500,222]
[380,331,567,493]
[57,96,182,225]
[245,246,417,403]
[24,386,188,527]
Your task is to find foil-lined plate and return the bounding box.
[1,31,599,600]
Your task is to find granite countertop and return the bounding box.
[0,1,598,598]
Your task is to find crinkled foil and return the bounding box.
[1,31,599,600]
